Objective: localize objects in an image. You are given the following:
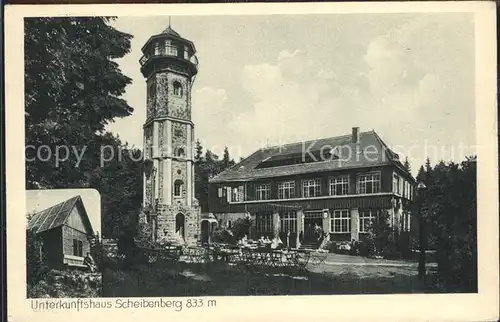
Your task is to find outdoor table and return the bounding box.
[183,247,209,264]
[212,247,240,263]
[308,250,327,265]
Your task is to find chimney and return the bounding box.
[352,127,360,144]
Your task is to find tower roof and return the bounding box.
[162,26,180,37]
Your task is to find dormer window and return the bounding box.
[173,81,183,97]
[174,180,183,197]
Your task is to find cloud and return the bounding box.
[192,86,232,156]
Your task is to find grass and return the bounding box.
[102,253,444,297]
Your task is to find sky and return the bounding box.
[106,13,476,175]
[26,189,101,235]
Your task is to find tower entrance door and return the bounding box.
[175,213,185,240]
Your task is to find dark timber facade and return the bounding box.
[208,128,416,248]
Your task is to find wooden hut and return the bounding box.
[27,195,95,269]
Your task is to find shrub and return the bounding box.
[212,228,233,244]
[360,235,376,258]
[231,217,253,241]
[26,228,49,287]
[90,234,103,271]
[368,210,397,255]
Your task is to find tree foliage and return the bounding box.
[25,17,143,238]
[418,156,477,291]
[368,210,396,254]
[26,229,48,287]
[194,143,236,212]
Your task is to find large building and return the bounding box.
[139,25,201,245]
[208,128,416,248]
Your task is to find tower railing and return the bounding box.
[139,50,198,69]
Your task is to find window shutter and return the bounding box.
[226,187,231,203]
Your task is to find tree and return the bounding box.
[25,17,134,189]
[87,136,143,238]
[194,139,203,162]
[193,148,239,212]
[25,18,143,238]
[222,146,235,169]
[419,156,477,291]
[368,210,395,255]
[26,227,48,287]
[416,165,426,183]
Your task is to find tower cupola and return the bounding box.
[139,25,199,79]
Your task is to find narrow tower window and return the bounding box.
[176,147,185,157]
[173,81,183,97]
[174,180,183,197]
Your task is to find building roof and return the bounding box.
[209,130,411,183]
[27,195,94,235]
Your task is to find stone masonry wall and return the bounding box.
[156,203,201,246]
[156,72,169,117]
[171,122,187,157]
[167,73,190,119]
[171,160,187,204]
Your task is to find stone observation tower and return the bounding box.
[139,23,201,245]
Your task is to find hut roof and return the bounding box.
[27,195,94,235]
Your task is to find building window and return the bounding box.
[255,183,271,200]
[278,181,295,199]
[402,211,411,231]
[303,179,321,198]
[330,209,350,233]
[256,213,272,233]
[393,173,400,194]
[154,41,160,55]
[329,175,349,196]
[165,40,178,56]
[173,81,183,97]
[72,239,83,257]
[218,187,227,199]
[280,212,297,233]
[231,185,245,202]
[174,180,183,197]
[357,172,381,194]
[359,209,379,233]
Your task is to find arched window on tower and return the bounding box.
[174,180,183,197]
[173,81,183,97]
[175,147,185,158]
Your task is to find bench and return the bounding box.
[63,254,87,269]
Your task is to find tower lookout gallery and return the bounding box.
[140,25,201,245]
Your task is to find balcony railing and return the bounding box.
[139,49,199,68]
